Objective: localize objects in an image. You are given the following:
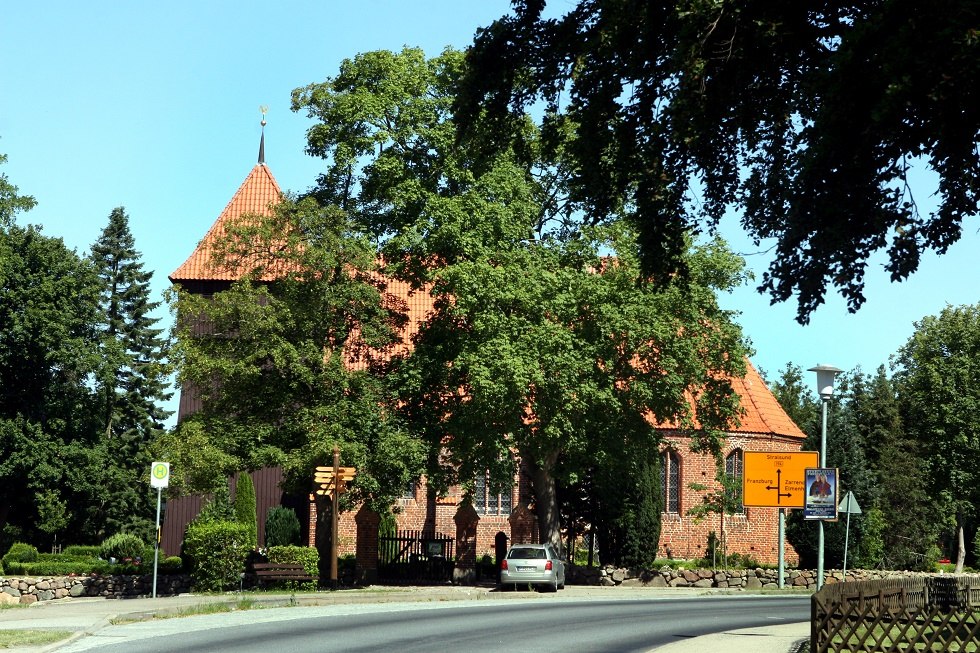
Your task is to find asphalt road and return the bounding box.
[57,595,810,653]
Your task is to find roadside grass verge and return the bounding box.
[110,597,265,624]
[0,630,72,648]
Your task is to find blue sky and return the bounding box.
[3,1,978,425]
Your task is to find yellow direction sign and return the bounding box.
[313,466,357,497]
[742,451,818,508]
[314,467,356,483]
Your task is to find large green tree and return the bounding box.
[292,47,750,552]
[774,363,940,570]
[894,303,980,571]
[0,210,104,546]
[850,366,936,569]
[458,1,980,322]
[164,197,424,511]
[0,153,36,227]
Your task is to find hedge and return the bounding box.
[184,520,252,592]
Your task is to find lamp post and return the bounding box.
[809,364,842,591]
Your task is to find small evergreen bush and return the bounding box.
[2,542,39,567]
[100,533,147,562]
[159,556,184,573]
[265,507,301,547]
[184,520,251,592]
[234,472,258,549]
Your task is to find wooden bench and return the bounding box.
[252,562,318,587]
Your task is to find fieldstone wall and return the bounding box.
[565,565,959,590]
[0,574,193,605]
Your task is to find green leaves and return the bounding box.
[460,1,980,322]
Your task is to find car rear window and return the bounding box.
[508,548,546,559]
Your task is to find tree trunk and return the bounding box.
[528,449,563,556]
[956,524,966,574]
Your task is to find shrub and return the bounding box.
[184,520,251,592]
[266,545,319,590]
[2,542,39,567]
[4,558,114,576]
[100,533,147,563]
[234,472,257,549]
[62,545,101,557]
[194,484,235,524]
[265,506,301,548]
[159,556,183,574]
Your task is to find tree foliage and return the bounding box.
[165,196,424,510]
[292,47,750,552]
[774,363,940,570]
[895,303,980,569]
[0,212,103,547]
[234,471,258,549]
[459,1,980,322]
[90,207,171,450]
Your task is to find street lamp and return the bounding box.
[809,364,842,591]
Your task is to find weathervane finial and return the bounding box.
[258,106,268,164]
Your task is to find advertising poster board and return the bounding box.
[804,467,839,520]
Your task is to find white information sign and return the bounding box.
[150,461,170,488]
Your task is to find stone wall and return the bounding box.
[566,565,968,590]
[0,574,193,605]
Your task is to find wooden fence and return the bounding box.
[378,530,455,584]
[812,576,980,652]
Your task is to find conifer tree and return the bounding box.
[234,471,258,549]
[86,207,172,538]
[90,207,172,448]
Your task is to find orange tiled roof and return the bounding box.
[173,161,802,441]
[725,359,805,438]
[652,359,804,439]
[169,163,283,283]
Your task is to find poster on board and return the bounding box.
[804,467,838,521]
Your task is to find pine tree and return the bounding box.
[90,207,172,447]
[87,207,172,538]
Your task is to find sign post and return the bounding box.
[313,447,356,589]
[838,491,862,581]
[743,451,819,588]
[149,461,170,599]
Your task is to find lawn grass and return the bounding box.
[0,629,72,648]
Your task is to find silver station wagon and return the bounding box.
[499,543,565,592]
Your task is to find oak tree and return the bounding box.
[459,0,980,322]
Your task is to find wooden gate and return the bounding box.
[378,530,455,584]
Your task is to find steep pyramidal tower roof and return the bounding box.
[170,124,282,284]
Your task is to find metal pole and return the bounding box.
[817,397,828,591]
[842,509,851,582]
[330,445,340,590]
[153,486,161,599]
[778,508,785,588]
